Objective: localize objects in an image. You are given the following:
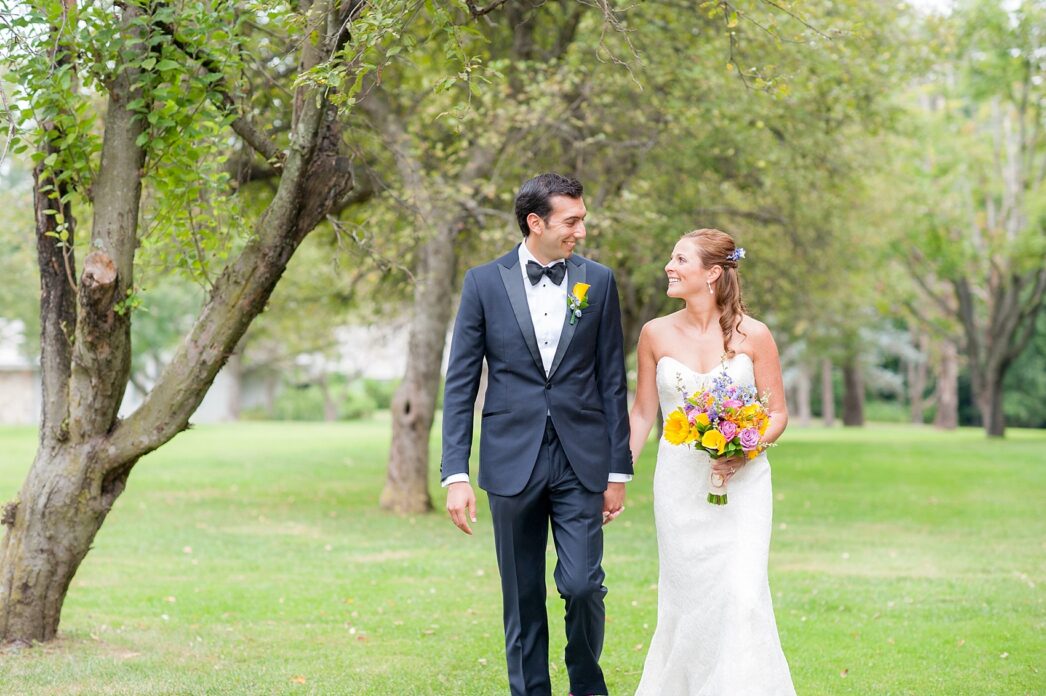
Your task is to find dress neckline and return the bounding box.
[656,353,753,376]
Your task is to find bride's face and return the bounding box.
[665,238,706,298]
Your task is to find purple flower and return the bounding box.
[739,428,760,451]
[723,399,742,410]
[683,403,697,414]
[718,420,738,441]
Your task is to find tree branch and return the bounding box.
[107,0,355,466]
[466,0,512,18]
[67,3,148,441]
[1006,268,1046,363]
[905,252,957,318]
[33,17,79,443]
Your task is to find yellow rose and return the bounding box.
[701,429,727,455]
[573,282,591,302]
[695,412,710,427]
[663,410,691,445]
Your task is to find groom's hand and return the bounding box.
[446,482,478,535]
[602,482,626,525]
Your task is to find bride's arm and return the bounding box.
[749,320,789,445]
[629,323,660,466]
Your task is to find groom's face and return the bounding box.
[529,195,587,261]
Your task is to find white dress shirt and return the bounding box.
[442,242,631,486]
[519,242,568,376]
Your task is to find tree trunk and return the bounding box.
[952,269,1046,439]
[0,443,129,643]
[981,370,1006,438]
[820,358,835,426]
[381,231,457,514]
[317,375,338,422]
[933,339,959,430]
[841,355,864,426]
[32,163,77,444]
[908,332,929,424]
[794,363,812,427]
[361,75,495,516]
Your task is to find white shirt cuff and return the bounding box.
[608,473,632,483]
[441,473,470,487]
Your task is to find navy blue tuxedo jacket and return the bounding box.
[440,246,633,496]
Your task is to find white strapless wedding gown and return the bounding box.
[635,354,795,696]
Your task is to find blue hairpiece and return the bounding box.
[727,247,746,262]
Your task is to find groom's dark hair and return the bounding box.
[514,173,584,237]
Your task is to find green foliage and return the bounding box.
[259,375,378,422]
[361,378,400,410]
[1004,308,1046,428]
[1,1,103,197]
[128,277,204,384]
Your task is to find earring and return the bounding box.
[707,281,714,295]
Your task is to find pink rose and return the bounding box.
[718,420,738,442]
[723,399,743,410]
[739,427,760,451]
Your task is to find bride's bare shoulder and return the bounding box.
[737,314,769,336]
[639,313,682,356]
[641,312,683,339]
[735,314,777,352]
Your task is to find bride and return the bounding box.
[629,229,796,695]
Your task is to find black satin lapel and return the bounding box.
[548,260,587,379]
[499,263,545,376]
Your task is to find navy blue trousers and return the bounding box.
[487,417,608,696]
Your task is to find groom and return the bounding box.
[441,173,633,696]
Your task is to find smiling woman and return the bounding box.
[625,226,795,694]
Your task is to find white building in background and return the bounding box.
[0,317,416,426]
[0,319,40,425]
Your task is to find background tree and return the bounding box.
[886,0,1046,436]
[360,1,646,514]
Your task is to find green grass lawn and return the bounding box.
[0,418,1043,695]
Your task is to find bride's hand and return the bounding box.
[710,455,745,484]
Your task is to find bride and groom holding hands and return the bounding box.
[440,173,795,695]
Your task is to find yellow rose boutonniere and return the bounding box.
[567,282,591,325]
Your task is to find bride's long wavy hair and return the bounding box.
[682,228,748,358]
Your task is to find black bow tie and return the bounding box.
[527,260,566,286]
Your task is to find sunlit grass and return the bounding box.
[0,418,1043,694]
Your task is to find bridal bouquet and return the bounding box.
[663,370,772,505]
